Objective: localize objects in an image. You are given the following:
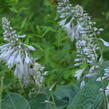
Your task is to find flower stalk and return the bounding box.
[0,17,47,87]
[57,0,104,79]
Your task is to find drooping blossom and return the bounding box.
[0,17,47,86]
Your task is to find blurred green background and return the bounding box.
[0,0,109,92]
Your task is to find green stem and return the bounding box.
[94,36,103,63]
[19,80,24,94]
[50,90,56,109]
[95,36,108,108]
[99,73,108,109]
[0,76,4,109]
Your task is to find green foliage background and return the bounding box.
[0,0,109,109]
[0,0,109,86]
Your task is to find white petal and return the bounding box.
[58,19,66,26]
[0,43,10,49]
[43,71,48,76]
[25,52,32,64]
[15,51,22,63]
[104,67,109,73]
[74,68,85,80]
[99,38,109,46]
[64,21,72,30]
[0,48,14,61]
[99,88,103,91]
[74,63,82,67]
[96,77,102,81]
[14,63,24,79]
[74,58,82,61]
[70,29,75,40]
[80,80,85,88]
[24,44,36,51]
[85,73,96,78]
[18,35,26,38]
[7,51,18,68]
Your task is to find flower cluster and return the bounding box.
[32,63,48,87]
[0,17,47,86]
[2,17,26,42]
[57,0,108,80]
[75,38,99,66]
[57,1,103,40]
[57,1,109,106]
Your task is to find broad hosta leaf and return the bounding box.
[54,85,79,109]
[1,93,31,109]
[96,101,104,109]
[55,98,69,109]
[30,93,55,109]
[67,77,104,109]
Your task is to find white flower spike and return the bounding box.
[0,17,47,87]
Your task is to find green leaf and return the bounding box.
[67,77,104,109]
[54,85,79,109]
[1,93,31,109]
[20,17,28,29]
[30,93,55,109]
[55,85,79,100]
